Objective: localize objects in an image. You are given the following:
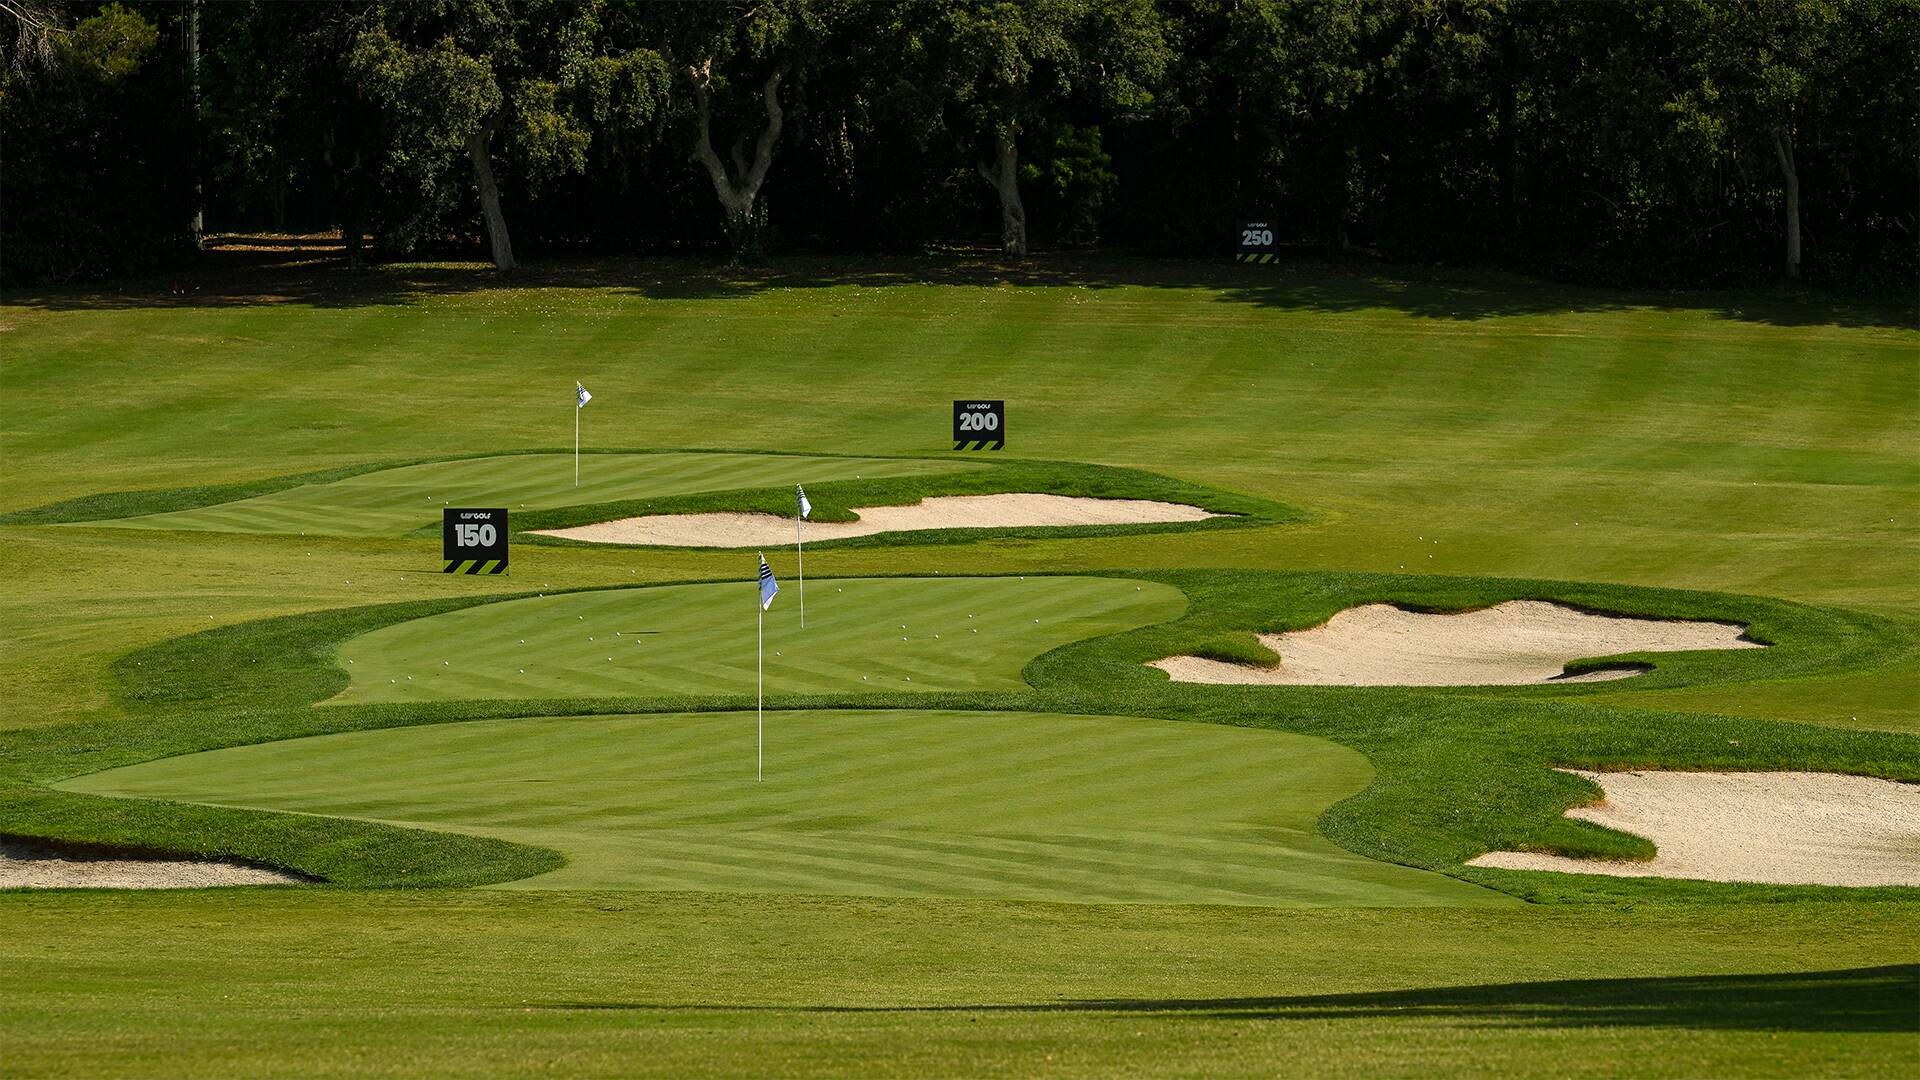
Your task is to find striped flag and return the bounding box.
[758,553,779,610]
[576,382,592,408]
[796,484,812,520]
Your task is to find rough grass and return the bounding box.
[1184,630,1284,667]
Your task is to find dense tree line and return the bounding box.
[3,0,1914,289]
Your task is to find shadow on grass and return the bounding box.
[5,242,1910,330]
[533,966,1919,1033]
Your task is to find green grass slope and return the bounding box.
[61,709,1503,906]
[329,576,1184,703]
[8,566,1907,903]
[3,257,1917,1076]
[74,451,973,536]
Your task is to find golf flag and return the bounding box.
[572,382,592,486]
[793,485,811,627]
[758,554,780,610]
[755,552,779,781]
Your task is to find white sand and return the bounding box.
[530,493,1221,547]
[1469,770,1920,887]
[1149,600,1762,686]
[0,838,303,889]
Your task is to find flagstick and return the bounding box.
[795,513,806,629]
[574,402,580,487]
[756,574,764,783]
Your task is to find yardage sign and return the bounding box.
[1238,220,1278,263]
[443,508,508,574]
[953,400,1004,450]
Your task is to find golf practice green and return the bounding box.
[87,451,975,537]
[61,709,1509,906]
[329,575,1186,703]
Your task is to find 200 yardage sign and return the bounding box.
[443,507,508,574]
[953,400,1004,450]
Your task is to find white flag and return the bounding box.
[796,484,812,520]
[758,554,780,610]
[576,382,592,408]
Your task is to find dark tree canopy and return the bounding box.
[3,0,1913,288]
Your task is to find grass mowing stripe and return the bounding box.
[330,576,1187,704]
[59,709,1502,907]
[5,567,1912,900]
[5,257,1917,1076]
[82,452,977,537]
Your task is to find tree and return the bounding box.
[887,0,1168,257]
[1670,0,1867,281]
[1,2,198,284]
[647,0,839,260]
[1214,0,1381,251]
[1,0,67,76]
[350,0,666,270]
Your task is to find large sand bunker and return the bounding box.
[1149,600,1762,686]
[0,838,302,889]
[532,493,1221,547]
[1469,770,1920,887]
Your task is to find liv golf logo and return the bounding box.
[443,508,508,574]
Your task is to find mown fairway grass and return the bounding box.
[2,254,1916,1076]
[79,451,975,536]
[327,576,1184,703]
[1,893,1915,1078]
[61,709,1500,905]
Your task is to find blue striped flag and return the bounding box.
[796,484,812,520]
[758,554,779,610]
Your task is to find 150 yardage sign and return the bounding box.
[444,508,508,574]
[953,400,1004,450]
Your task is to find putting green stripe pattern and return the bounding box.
[86,452,975,537]
[61,711,1508,906]
[331,576,1186,703]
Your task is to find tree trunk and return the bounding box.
[1772,126,1801,280]
[342,206,365,271]
[975,126,1026,258]
[270,166,286,232]
[687,60,787,260]
[323,127,364,270]
[468,115,516,271]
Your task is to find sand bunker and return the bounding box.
[0,838,302,889]
[1149,600,1761,686]
[1469,770,1920,887]
[532,493,1221,547]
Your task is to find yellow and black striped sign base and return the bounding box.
[1238,252,1278,264]
[444,559,507,575]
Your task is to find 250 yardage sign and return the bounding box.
[953,400,1004,450]
[443,507,508,574]
[1238,219,1278,263]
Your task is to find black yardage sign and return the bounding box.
[443,508,508,574]
[1237,220,1278,263]
[953,400,1004,450]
